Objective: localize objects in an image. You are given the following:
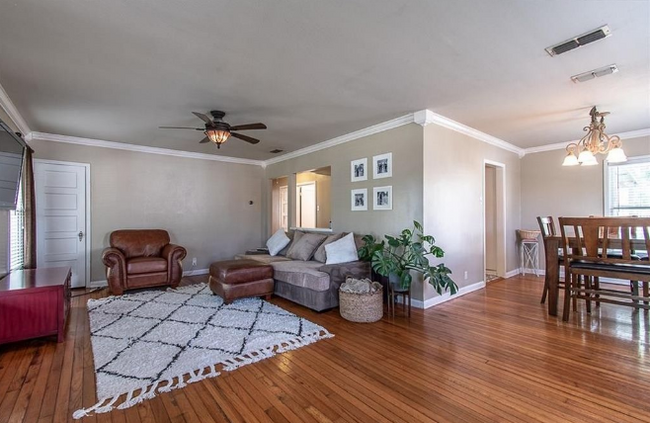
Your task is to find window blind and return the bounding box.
[605,156,650,217]
[9,186,24,271]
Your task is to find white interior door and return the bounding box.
[296,182,316,228]
[35,160,89,288]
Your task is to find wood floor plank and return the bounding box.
[1,275,648,423]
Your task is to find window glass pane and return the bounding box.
[606,157,650,217]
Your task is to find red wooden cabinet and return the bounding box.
[0,267,71,344]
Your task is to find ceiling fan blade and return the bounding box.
[199,137,210,144]
[230,132,260,144]
[230,123,267,131]
[192,112,213,124]
[159,126,204,130]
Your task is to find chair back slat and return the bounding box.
[558,217,650,265]
[537,216,556,238]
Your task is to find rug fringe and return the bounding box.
[73,329,333,419]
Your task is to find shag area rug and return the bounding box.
[74,283,332,419]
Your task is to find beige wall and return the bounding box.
[264,124,425,299]
[423,124,521,300]
[29,139,264,282]
[521,135,650,270]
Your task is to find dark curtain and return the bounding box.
[21,146,36,269]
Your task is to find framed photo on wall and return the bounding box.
[373,152,392,179]
[373,186,392,210]
[350,158,368,182]
[351,188,368,211]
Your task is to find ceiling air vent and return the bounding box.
[571,64,618,83]
[545,25,611,56]
[270,149,283,154]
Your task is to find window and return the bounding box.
[604,156,650,217]
[9,185,24,270]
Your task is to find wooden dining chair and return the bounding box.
[558,217,650,322]
[537,216,569,306]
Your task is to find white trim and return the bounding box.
[407,280,486,309]
[415,109,525,157]
[264,114,415,165]
[0,82,31,136]
[35,159,92,288]
[505,268,520,278]
[184,268,209,277]
[523,128,650,155]
[28,132,265,167]
[288,226,333,233]
[483,160,507,280]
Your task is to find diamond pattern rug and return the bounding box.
[74,283,332,419]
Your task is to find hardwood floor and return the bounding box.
[0,274,648,423]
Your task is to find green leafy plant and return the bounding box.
[358,221,458,295]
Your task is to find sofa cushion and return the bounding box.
[110,229,170,258]
[287,233,327,261]
[127,257,167,275]
[266,229,291,256]
[313,233,344,263]
[235,254,292,264]
[325,232,359,265]
[271,261,331,292]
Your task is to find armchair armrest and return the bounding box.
[317,260,371,290]
[162,243,187,288]
[102,247,127,295]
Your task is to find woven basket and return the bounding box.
[339,284,383,323]
[517,229,541,240]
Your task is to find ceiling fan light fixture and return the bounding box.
[206,128,230,148]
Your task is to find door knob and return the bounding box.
[78,231,84,241]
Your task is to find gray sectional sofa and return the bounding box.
[236,231,370,311]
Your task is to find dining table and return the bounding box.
[542,235,648,316]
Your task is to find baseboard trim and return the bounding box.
[89,280,108,288]
[184,268,209,277]
[401,280,486,309]
[505,268,520,278]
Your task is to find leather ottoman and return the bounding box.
[208,259,274,304]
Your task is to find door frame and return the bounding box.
[295,181,317,229]
[35,159,91,287]
[482,159,506,280]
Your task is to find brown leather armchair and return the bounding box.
[102,229,187,295]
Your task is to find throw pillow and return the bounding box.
[266,229,291,256]
[325,232,359,265]
[277,231,292,256]
[313,233,344,263]
[287,233,327,261]
[285,230,305,257]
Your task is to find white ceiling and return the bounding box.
[0,0,648,160]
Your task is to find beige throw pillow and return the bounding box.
[313,233,344,263]
[287,233,327,261]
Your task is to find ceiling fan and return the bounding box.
[159,110,267,149]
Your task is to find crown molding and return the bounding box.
[27,132,265,166]
[523,127,650,155]
[0,83,31,137]
[415,109,525,157]
[263,113,415,166]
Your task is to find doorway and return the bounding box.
[296,182,317,228]
[35,159,90,288]
[483,161,506,282]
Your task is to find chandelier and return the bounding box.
[562,106,626,166]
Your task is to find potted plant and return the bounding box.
[358,221,458,295]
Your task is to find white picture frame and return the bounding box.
[351,188,368,211]
[373,152,392,179]
[350,158,368,182]
[373,186,392,210]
